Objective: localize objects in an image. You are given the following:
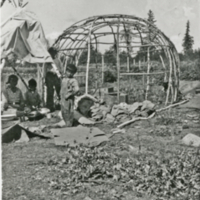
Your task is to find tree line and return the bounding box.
[79,10,199,66]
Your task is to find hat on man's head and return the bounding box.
[6,74,18,84]
[66,64,77,74]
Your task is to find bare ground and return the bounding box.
[2,107,200,200]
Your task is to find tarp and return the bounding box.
[1,9,53,64]
[52,125,109,147]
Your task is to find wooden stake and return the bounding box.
[139,60,141,70]
[116,24,120,103]
[145,47,150,100]
[63,57,68,74]
[121,71,168,75]
[101,55,104,84]
[127,56,129,72]
[41,62,45,105]
[75,54,78,66]
[37,64,41,96]
[85,28,92,94]
[165,48,173,105]
[143,74,145,87]
[171,50,178,102]
[159,55,167,82]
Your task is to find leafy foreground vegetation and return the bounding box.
[2,109,200,200]
[48,145,200,200]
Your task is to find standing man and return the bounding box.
[45,47,63,112]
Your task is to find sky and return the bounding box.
[1,0,200,53]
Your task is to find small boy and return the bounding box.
[24,79,41,110]
[60,64,79,127]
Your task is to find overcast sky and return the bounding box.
[1,0,200,53]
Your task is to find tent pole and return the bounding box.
[37,64,45,105]
[41,63,45,105]
[85,29,92,94]
[37,64,41,97]
[11,64,28,90]
[139,60,141,70]
[101,54,104,84]
[159,55,167,82]
[37,63,44,104]
[145,47,150,100]
[43,63,48,106]
[116,24,120,103]
[11,0,17,8]
[2,59,28,90]
[127,56,129,72]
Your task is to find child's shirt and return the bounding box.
[60,77,79,108]
[24,90,41,108]
[3,86,24,105]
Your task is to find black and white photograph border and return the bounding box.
[1,0,200,200]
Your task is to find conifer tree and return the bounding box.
[147,10,156,42]
[136,10,157,62]
[182,21,194,54]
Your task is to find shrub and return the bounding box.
[180,59,200,80]
[104,70,117,83]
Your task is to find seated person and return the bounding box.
[24,79,41,110]
[3,74,24,111]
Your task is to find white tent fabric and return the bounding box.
[1,9,53,64]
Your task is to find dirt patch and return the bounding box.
[2,107,200,200]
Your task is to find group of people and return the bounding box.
[2,75,41,112]
[45,47,80,126]
[2,48,80,127]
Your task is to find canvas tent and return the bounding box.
[1,8,60,102]
[1,9,53,63]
